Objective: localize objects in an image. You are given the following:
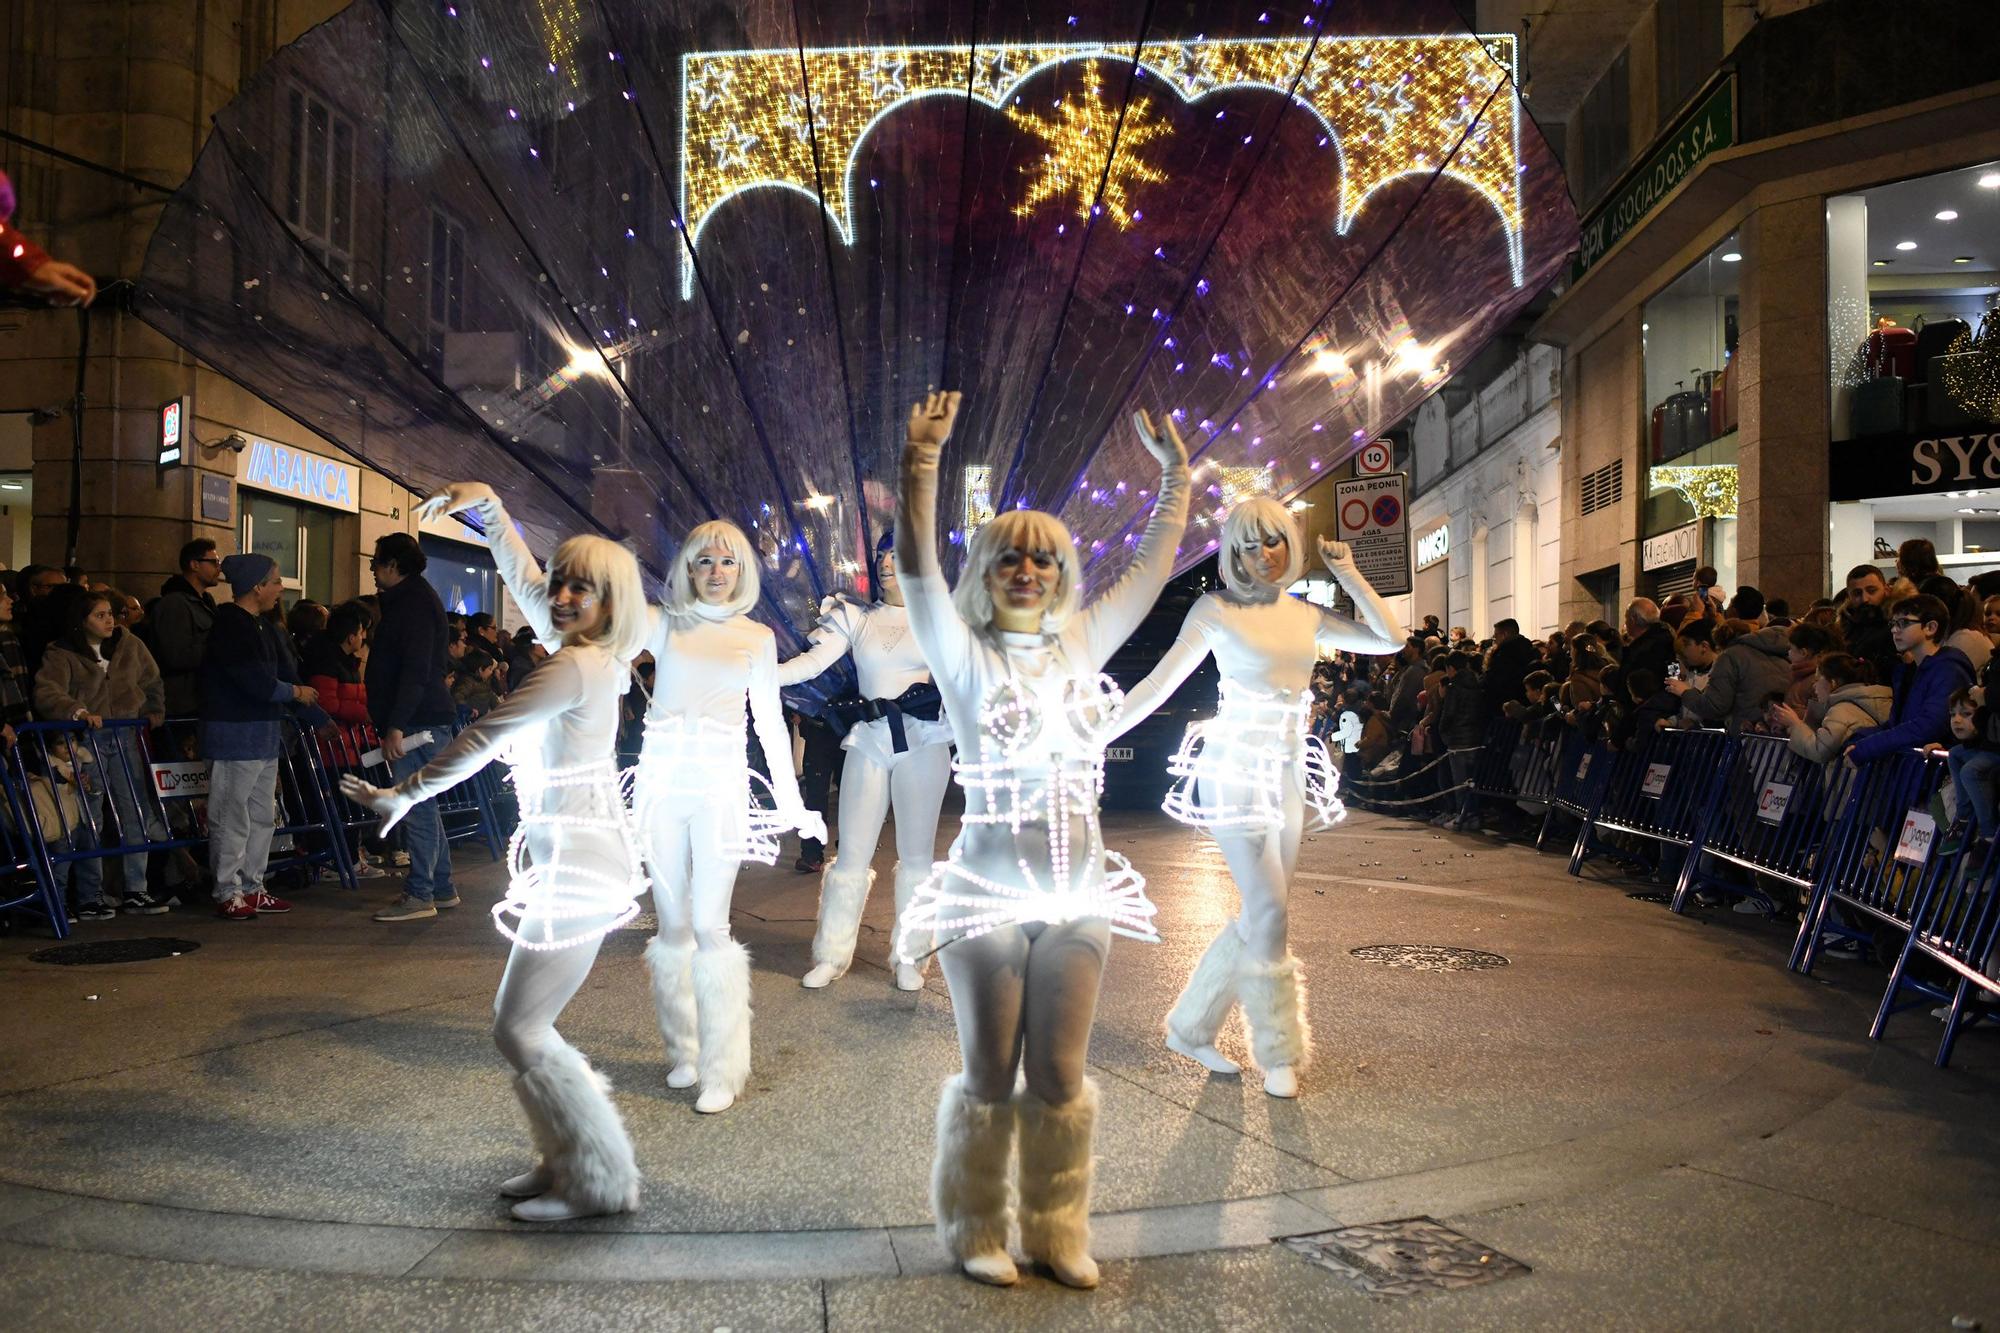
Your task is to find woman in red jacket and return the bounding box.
[302,605,371,726]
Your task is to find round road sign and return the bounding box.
[1356,440,1392,474]
[1341,497,1370,532]
[1372,495,1402,527]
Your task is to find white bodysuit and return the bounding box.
[778,599,951,767]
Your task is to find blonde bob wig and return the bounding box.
[666,518,761,618]
[951,508,1080,635]
[548,534,651,664]
[1219,496,1305,597]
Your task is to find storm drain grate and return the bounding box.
[1626,891,1670,903]
[29,938,202,966]
[1349,944,1509,972]
[1280,1217,1530,1297]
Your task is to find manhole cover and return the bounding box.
[1281,1218,1530,1297]
[1627,891,1669,903]
[29,938,202,966]
[1350,944,1509,972]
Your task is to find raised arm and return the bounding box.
[1109,597,1217,740]
[1078,410,1192,669]
[1313,538,1407,656]
[416,483,553,645]
[776,600,856,687]
[896,391,977,689]
[342,649,588,828]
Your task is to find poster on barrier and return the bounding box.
[1640,763,1671,798]
[1756,782,1793,825]
[1576,753,1592,782]
[150,760,212,800]
[1894,810,1937,865]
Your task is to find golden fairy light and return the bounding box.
[1649,464,1738,519]
[677,34,1526,296]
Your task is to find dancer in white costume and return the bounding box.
[418,487,823,1117]
[341,518,652,1222]
[777,533,952,992]
[1112,497,1404,1098]
[896,392,1189,1289]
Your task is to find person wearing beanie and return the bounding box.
[200,553,320,920]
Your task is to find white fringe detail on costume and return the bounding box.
[1161,682,1344,833]
[491,755,646,951]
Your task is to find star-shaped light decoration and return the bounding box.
[977,50,1020,103]
[1365,78,1415,136]
[1649,464,1738,519]
[1169,42,1219,96]
[868,53,909,99]
[779,91,821,145]
[710,126,759,170]
[689,62,736,111]
[1008,61,1169,226]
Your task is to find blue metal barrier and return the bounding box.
[1567,728,1735,878]
[1671,733,1857,916]
[1549,729,1606,820]
[319,720,505,861]
[1469,718,1523,797]
[0,746,70,936]
[1869,834,2000,1067]
[1790,748,1952,976]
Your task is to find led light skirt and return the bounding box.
[1160,682,1342,831]
[896,848,1157,964]
[634,715,784,863]
[491,754,648,951]
[681,32,1527,296]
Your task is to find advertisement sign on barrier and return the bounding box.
[1894,809,1938,865]
[150,760,212,799]
[1640,763,1671,798]
[1576,753,1593,782]
[1756,782,1794,825]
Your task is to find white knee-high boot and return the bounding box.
[892,861,933,991]
[803,861,875,988]
[1164,922,1244,1074]
[508,1044,641,1221]
[1015,1079,1100,1290]
[691,939,752,1114]
[643,936,700,1089]
[1238,955,1312,1099]
[932,1074,1018,1286]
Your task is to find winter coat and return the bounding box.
[199,603,303,760]
[1482,634,1539,711]
[365,575,455,736]
[300,631,370,728]
[1849,647,1977,764]
[1437,667,1489,749]
[33,631,164,722]
[1946,627,1993,674]
[1782,684,1893,764]
[0,625,30,730]
[1616,689,1681,750]
[1839,605,1899,694]
[1620,622,1677,689]
[453,672,501,719]
[148,575,217,716]
[1357,711,1391,767]
[1677,626,1792,733]
[1385,658,1425,734]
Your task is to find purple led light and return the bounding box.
[1124,303,1135,315]
[1195,278,1210,296]
[1251,435,1262,445]
[1153,246,1166,259]
[1242,134,1253,145]
[1309,457,1321,469]
[480,57,491,68]
[1164,337,1176,348]
[1352,429,1365,439]
[1311,423,1324,432]
[1173,362,1185,373]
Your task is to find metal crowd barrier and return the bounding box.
[1565,728,1733,877]
[0,742,76,937]
[1671,733,1855,916]
[317,720,506,862]
[1871,833,2000,1068]
[1789,747,1951,977]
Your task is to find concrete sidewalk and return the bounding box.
[1,809,1995,1330]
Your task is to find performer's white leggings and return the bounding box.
[491,914,617,1071]
[645,794,741,953]
[835,741,952,870]
[1203,773,1305,963]
[938,918,1111,1106]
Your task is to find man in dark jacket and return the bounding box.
[150,539,222,716]
[1850,594,1977,765]
[364,533,458,921]
[1436,650,1488,831]
[201,554,319,920]
[1384,637,1426,737]
[1668,621,1792,733]
[1482,618,1538,714]
[1620,598,1677,688]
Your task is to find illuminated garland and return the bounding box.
[491,755,648,952]
[679,33,1525,296]
[1938,323,2000,421]
[1649,463,1738,519]
[1162,682,1344,832]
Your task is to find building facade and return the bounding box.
[1531,0,2000,620]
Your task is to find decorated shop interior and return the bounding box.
[1640,231,1740,598]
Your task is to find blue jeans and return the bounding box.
[1947,746,2000,840]
[392,738,453,900]
[72,728,172,905]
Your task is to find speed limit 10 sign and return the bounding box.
[1355,440,1392,475]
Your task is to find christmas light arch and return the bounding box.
[677,33,1526,299]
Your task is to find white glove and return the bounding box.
[1319,536,1361,578]
[1132,409,1189,468]
[415,481,500,525]
[787,808,828,845]
[340,774,419,835]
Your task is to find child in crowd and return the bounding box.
[1947,685,2000,849]
[1617,669,1680,749]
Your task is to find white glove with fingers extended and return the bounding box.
[786,808,829,845]
[415,481,501,525]
[340,774,419,835]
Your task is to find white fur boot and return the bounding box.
[1164,922,1244,1074]
[1015,1079,1100,1290]
[932,1074,1018,1286]
[643,935,700,1090]
[508,1044,641,1221]
[500,1066,559,1199]
[691,939,752,1114]
[1238,955,1312,1099]
[803,861,874,988]
[891,861,933,991]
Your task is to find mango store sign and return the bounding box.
[239,438,360,512]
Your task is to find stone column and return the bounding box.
[1734,196,1832,604]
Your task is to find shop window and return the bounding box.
[284,86,355,268]
[241,494,335,607]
